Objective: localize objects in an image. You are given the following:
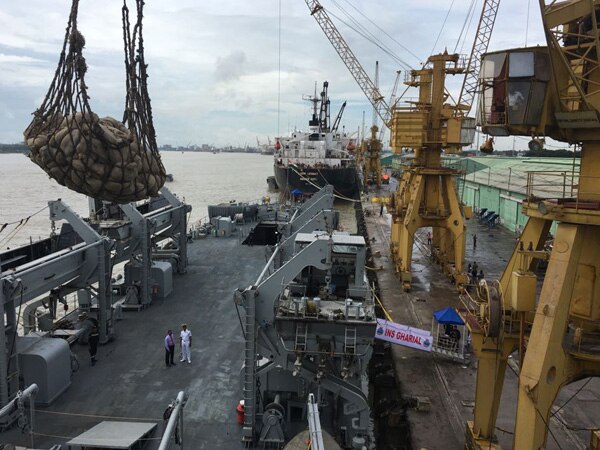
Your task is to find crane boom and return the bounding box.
[373,61,379,129]
[305,0,391,127]
[379,70,401,141]
[331,101,347,132]
[457,0,500,113]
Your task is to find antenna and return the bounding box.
[373,61,379,129]
[302,82,321,128]
[361,111,366,142]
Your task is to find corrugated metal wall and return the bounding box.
[458,165,556,234]
[460,180,531,232]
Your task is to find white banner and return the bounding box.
[375,318,432,352]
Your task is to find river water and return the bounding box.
[0,152,274,247]
[0,152,357,249]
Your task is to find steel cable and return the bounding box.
[339,0,422,63]
[329,0,415,69]
[325,7,411,71]
[430,0,457,56]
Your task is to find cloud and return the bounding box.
[0,0,555,150]
[0,54,46,64]
[215,50,248,82]
[0,101,16,120]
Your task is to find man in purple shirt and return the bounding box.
[165,330,175,367]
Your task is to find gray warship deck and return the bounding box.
[2,230,261,449]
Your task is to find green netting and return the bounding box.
[24,0,165,203]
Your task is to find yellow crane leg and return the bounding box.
[466,217,550,449]
[512,221,600,449]
[395,174,423,291]
[396,222,417,291]
[390,170,412,273]
[391,170,467,290]
[441,175,467,283]
[390,218,401,269]
[466,335,517,450]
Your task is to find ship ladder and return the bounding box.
[294,322,308,352]
[344,327,357,355]
[242,295,257,444]
[96,240,113,343]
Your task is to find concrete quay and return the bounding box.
[361,189,600,450]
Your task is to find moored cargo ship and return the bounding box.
[273,81,359,198]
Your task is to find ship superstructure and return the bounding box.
[274,82,358,198]
[238,194,375,448]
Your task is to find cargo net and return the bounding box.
[23,0,165,203]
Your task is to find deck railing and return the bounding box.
[565,326,600,359]
[525,170,600,212]
[525,170,579,201]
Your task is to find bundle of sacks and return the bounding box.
[25,111,165,203]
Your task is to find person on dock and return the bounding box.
[88,326,99,366]
[165,330,175,367]
[379,203,384,216]
[448,326,461,351]
[473,233,477,249]
[471,262,479,285]
[478,269,485,282]
[180,324,192,364]
[427,231,432,246]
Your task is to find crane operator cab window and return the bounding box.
[479,48,550,136]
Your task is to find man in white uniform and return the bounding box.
[180,324,192,363]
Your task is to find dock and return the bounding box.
[362,188,600,450]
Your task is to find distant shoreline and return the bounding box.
[0,144,28,154]
[0,144,265,155]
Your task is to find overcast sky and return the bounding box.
[1,0,553,150]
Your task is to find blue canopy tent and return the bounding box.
[433,307,465,325]
[290,188,304,196]
[431,307,467,360]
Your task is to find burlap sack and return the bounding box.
[25,112,164,202]
[24,0,165,203]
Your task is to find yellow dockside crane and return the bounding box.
[463,1,600,448]
[305,0,500,290]
[360,61,383,189]
[360,123,383,189]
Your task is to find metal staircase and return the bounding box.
[344,327,357,355]
[97,240,113,343]
[295,322,308,352]
[242,292,257,445]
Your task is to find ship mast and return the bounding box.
[303,82,321,131]
[302,81,332,133]
[318,81,330,132]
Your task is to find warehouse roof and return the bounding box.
[459,156,580,198]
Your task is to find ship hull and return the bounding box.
[274,164,358,198]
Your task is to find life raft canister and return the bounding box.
[236,400,245,425]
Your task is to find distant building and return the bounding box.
[455,156,580,234]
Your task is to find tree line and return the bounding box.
[0,143,28,154]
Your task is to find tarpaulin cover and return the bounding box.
[432,307,465,325]
[291,188,304,195]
